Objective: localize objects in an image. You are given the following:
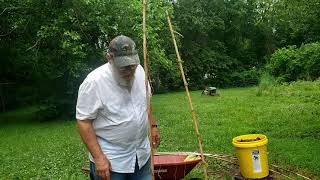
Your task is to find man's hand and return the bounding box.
[94,156,111,180]
[151,126,160,149]
[77,120,111,179]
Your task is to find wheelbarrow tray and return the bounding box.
[153,154,202,180]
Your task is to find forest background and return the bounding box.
[1,0,319,120]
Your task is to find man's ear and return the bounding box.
[106,53,113,63]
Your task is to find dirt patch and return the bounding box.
[238,137,261,142]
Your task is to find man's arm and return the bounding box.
[77,119,111,180]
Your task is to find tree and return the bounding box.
[0,0,175,117]
[173,0,262,88]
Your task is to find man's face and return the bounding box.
[117,64,137,81]
[107,52,138,86]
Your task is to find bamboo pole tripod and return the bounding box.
[166,11,209,180]
[142,0,155,180]
[142,1,208,179]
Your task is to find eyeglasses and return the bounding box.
[118,65,137,72]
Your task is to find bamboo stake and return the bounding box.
[166,10,209,180]
[142,0,155,179]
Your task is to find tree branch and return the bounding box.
[0,7,27,16]
[0,26,17,37]
[26,40,40,51]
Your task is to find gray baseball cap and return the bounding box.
[108,35,140,67]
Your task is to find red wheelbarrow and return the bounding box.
[153,154,202,180]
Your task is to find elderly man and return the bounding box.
[76,35,160,180]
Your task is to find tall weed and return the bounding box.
[256,73,278,96]
[257,78,320,104]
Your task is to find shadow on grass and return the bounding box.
[0,106,69,124]
[0,106,39,124]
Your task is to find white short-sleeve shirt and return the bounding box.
[76,63,150,173]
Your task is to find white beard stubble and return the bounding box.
[110,63,135,88]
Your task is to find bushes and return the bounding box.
[266,42,320,82]
[229,69,260,87]
[298,43,320,80]
[188,69,259,90]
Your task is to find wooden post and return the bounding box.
[166,10,209,180]
[142,0,155,179]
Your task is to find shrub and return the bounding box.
[266,46,297,82]
[266,42,320,82]
[229,69,260,87]
[298,43,320,80]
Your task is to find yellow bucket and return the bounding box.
[232,134,269,179]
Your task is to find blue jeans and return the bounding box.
[90,157,151,180]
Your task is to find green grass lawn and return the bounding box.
[0,120,88,179]
[0,82,319,179]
